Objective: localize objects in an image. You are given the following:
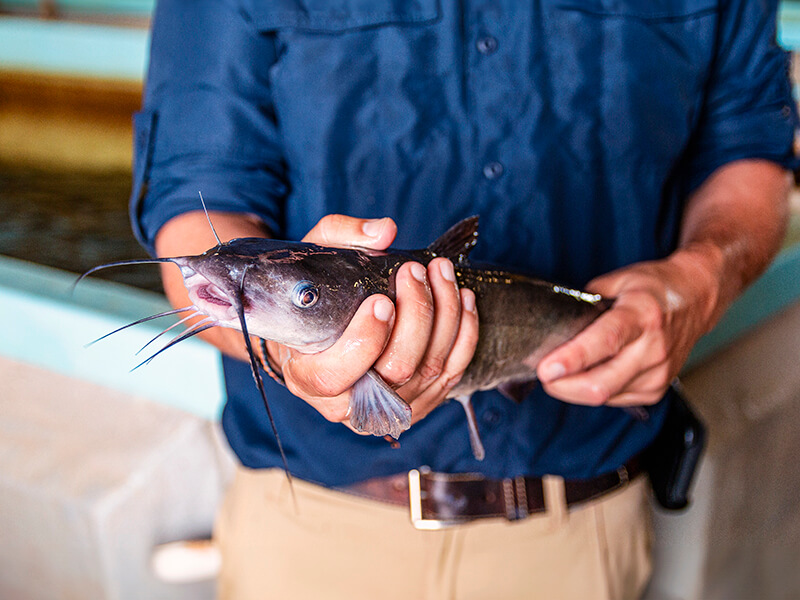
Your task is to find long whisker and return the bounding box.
[86,306,195,347]
[132,320,217,370]
[235,265,296,507]
[198,191,223,246]
[72,258,175,295]
[135,311,205,355]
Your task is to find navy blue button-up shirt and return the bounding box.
[131,0,797,484]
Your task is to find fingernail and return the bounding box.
[373,298,394,322]
[410,262,426,283]
[540,362,566,382]
[463,289,476,312]
[439,259,456,282]
[362,218,385,238]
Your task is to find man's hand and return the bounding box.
[537,159,791,408]
[155,212,479,430]
[269,214,479,429]
[536,250,720,407]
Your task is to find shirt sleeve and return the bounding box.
[685,0,799,192]
[129,0,287,255]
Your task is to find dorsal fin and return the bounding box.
[427,216,479,264]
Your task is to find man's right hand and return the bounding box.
[155,212,479,432]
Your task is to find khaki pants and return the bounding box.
[215,467,653,600]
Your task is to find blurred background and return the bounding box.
[0,0,155,290]
[1,2,800,599]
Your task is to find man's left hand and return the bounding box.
[536,248,721,407]
[537,159,791,408]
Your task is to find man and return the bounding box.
[130,1,796,598]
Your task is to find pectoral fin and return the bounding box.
[349,369,412,439]
[455,395,486,461]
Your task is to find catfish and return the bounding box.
[78,216,615,466]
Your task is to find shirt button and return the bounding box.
[476,35,498,55]
[483,161,504,180]
[482,408,501,426]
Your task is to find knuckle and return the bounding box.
[418,356,445,381]
[650,363,673,389]
[602,321,626,354]
[639,296,665,331]
[282,363,306,397]
[317,214,343,243]
[586,383,612,406]
[568,341,592,371]
[462,326,480,355]
[383,359,416,387]
[316,401,348,423]
[444,293,464,321]
[440,372,463,394]
[413,295,435,322]
[649,338,669,365]
[308,367,348,398]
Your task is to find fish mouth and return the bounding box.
[181,269,239,322]
[196,283,233,308]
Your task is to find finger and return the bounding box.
[603,363,674,408]
[394,258,462,395]
[541,334,665,407]
[302,214,397,250]
[537,303,644,384]
[281,294,395,411]
[606,388,670,410]
[262,341,351,425]
[408,288,480,422]
[373,262,435,386]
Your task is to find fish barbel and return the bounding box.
[79,216,611,463]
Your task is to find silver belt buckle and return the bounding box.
[408,468,463,531]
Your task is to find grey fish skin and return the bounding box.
[449,266,609,401]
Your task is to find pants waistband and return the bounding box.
[335,458,643,529]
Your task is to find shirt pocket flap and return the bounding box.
[553,0,717,20]
[247,0,439,31]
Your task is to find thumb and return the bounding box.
[302,215,397,250]
[281,294,396,401]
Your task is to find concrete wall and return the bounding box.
[0,255,229,599]
[0,356,234,600]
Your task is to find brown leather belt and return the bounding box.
[336,458,643,530]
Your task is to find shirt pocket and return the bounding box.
[545,0,719,165]
[247,0,439,32]
[245,0,443,190]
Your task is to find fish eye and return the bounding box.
[292,281,319,308]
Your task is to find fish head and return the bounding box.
[172,238,378,352]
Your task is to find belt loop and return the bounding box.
[542,475,567,525]
[502,478,516,520]
[514,476,529,519]
[503,477,532,521]
[617,464,629,486]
